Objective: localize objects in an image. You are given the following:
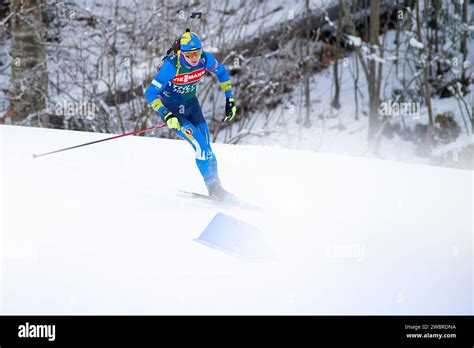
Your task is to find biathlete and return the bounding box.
[145,31,237,202]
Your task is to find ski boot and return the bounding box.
[205,179,236,203]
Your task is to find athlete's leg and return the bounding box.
[183,99,219,185]
[174,119,217,183]
[160,98,219,185]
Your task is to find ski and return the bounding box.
[177,190,261,211]
[179,190,216,202]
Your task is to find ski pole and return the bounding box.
[32,124,167,159]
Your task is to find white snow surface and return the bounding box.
[0,125,472,314]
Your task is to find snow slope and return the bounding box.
[0,125,472,314]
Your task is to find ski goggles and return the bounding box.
[182,49,202,59]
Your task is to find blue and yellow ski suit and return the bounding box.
[145,51,234,186]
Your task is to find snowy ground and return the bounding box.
[1,125,472,314]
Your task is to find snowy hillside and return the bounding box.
[217,28,474,169]
[0,125,472,314]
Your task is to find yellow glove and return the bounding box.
[164,111,181,130]
[224,97,237,122]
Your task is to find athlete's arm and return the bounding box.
[203,51,234,99]
[145,59,177,116]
